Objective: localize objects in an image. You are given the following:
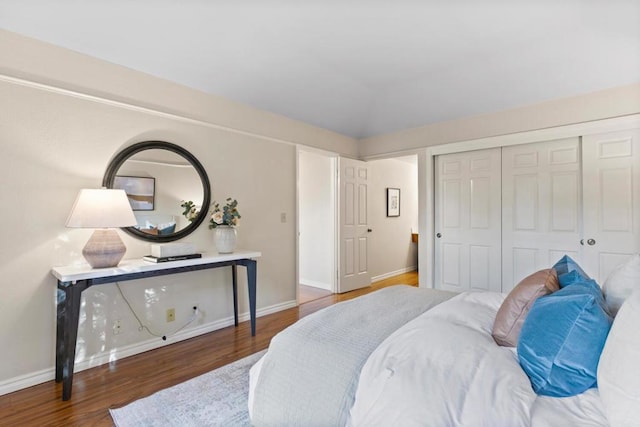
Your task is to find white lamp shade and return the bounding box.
[66,189,137,228]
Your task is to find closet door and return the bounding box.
[435,148,502,293]
[502,138,582,291]
[582,129,640,283]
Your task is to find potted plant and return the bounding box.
[209,198,241,253]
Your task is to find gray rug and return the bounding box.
[110,350,266,427]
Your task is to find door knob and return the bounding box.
[580,239,584,245]
[587,238,596,246]
[436,233,442,238]
[367,228,373,233]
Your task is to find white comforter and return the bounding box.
[348,292,544,426]
[251,290,610,426]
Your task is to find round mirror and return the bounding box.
[102,141,211,242]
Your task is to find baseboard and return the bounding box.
[371,266,417,283]
[0,299,297,397]
[299,278,332,291]
[0,367,54,398]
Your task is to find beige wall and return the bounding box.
[360,83,640,158]
[0,30,357,394]
[0,30,359,157]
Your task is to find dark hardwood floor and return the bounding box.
[0,271,418,426]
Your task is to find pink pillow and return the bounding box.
[492,269,559,347]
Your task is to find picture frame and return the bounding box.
[387,187,400,217]
[113,175,155,211]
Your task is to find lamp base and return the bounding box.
[82,229,127,268]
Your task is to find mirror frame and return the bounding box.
[102,140,211,242]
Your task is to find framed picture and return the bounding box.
[387,187,400,217]
[113,175,155,211]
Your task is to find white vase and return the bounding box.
[214,225,237,253]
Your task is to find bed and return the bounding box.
[248,255,640,427]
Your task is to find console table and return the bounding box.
[51,250,261,401]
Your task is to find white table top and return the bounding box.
[51,250,262,282]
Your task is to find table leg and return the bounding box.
[245,260,257,336]
[55,287,66,383]
[232,264,238,327]
[57,280,87,401]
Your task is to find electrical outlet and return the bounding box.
[113,319,122,335]
[166,308,176,322]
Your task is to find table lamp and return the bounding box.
[66,188,138,268]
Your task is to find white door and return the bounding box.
[502,138,582,291]
[434,148,502,293]
[338,157,371,293]
[582,129,640,283]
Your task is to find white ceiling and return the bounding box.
[1,1,639,139]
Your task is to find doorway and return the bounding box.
[365,154,419,283]
[297,148,337,303]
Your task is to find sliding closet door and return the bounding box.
[502,138,582,291]
[434,148,502,293]
[582,129,640,283]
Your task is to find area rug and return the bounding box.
[110,350,266,427]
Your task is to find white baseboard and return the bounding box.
[0,299,297,397]
[0,367,54,398]
[299,278,332,291]
[371,266,417,283]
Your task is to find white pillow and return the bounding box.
[603,254,640,316]
[597,288,640,427]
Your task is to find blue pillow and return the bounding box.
[557,269,583,287]
[560,271,603,296]
[157,223,176,236]
[552,255,589,287]
[517,278,612,397]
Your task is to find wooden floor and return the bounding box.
[0,271,417,426]
[298,284,333,304]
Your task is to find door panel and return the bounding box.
[513,174,537,230]
[358,238,368,273]
[338,157,371,293]
[443,180,461,228]
[435,148,502,292]
[344,238,354,275]
[502,138,582,291]
[442,243,462,288]
[470,177,491,228]
[469,245,491,290]
[582,129,640,283]
[512,247,538,280]
[550,172,579,231]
